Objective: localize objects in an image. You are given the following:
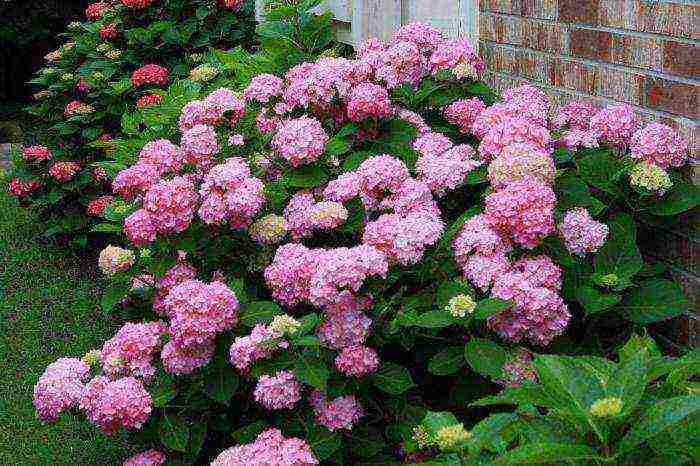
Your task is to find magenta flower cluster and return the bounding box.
[211,428,318,466]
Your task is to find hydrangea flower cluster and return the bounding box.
[122,449,166,466]
[131,64,169,87]
[33,358,90,423]
[271,116,329,167]
[630,122,688,169]
[253,370,302,410]
[229,323,286,371]
[22,145,52,162]
[79,376,153,435]
[310,390,364,431]
[49,161,81,182]
[558,208,609,256]
[100,321,167,382]
[98,245,135,276]
[211,428,318,466]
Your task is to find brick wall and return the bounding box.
[477,0,699,345]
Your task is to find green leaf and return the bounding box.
[555,172,605,215]
[90,222,121,233]
[436,280,473,310]
[621,279,689,324]
[577,149,626,196]
[489,442,600,465]
[422,411,460,434]
[608,350,648,417]
[348,426,385,459]
[473,298,513,320]
[294,356,329,391]
[468,413,517,455]
[650,182,700,216]
[428,347,465,376]
[464,338,508,380]
[617,396,700,455]
[159,415,189,452]
[412,311,455,328]
[594,213,642,287]
[203,367,239,405]
[307,425,342,460]
[189,422,206,456]
[575,286,621,314]
[240,301,283,326]
[100,281,131,313]
[231,420,267,444]
[150,375,177,408]
[284,165,329,188]
[373,363,415,395]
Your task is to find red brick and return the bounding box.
[644,78,699,118]
[570,28,612,61]
[610,33,663,71]
[480,0,521,14]
[558,0,599,24]
[521,0,557,19]
[521,19,568,54]
[551,58,598,94]
[663,41,700,79]
[597,69,645,105]
[633,1,699,39]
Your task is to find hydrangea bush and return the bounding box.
[32,3,698,464]
[8,0,256,241]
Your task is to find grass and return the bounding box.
[0,189,137,465]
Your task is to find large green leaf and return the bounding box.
[607,350,648,417]
[464,338,508,380]
[473,298,513,320]
[373,363,415,395]
[203,367,239,405]
[650,182,700,216]
[489,442,600,465]
[594,213,643,287]
[307,425,342,460]
[620,279,689,324]
[616,396,700,455]
[576,149,626,196]
[428,347,465,376]
[159,415,190,452]
[239,301,283,326]
[283,165,329,188]
[294,356,329,391]
[575,286,621,314]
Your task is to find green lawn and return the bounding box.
[0,190,137,465]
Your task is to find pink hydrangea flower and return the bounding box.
[160,340,214,375]
[488,271,570,346]
[131,64,169,87]
[244,73,284,103]
[229,323,283,372]
[487,143,555,188]
[589,104,638,147]
[271,116,328,167]
[347,82,393,121]
[138,139,184,176]
[205,88,246,126]
[283,191,316,239]
[253,370,302,410]
[8,178,40,198]
[363,212,444,265]
[376,41,425,88]
[100,321,167,382]
[478,117,552,160]
[323,171,363,203]
[630,122,688,168]
[178,100,220,131]
[80,376,152,435]
[484,177,556,249]
[512,255,562,290]
[123,449,166,466]
[265,243,322,307]
[163,279,239,349]
[444,98,486,134]
[124,209,157,246]
[396,107,430,135]
[560,129,599,150]
[394,21,445,52]
[317,301,372,350]
[429,39,485,79]
[558,208,609,256]
[33,358,90,423]
[462,252,511,291]
[335,345,379,377]
[551,100,597,131]
[211,428,318,466]
[310,391,364,431]
[385,178,440,218]
[416,144,482,196]
[113,162,160,200]
[153,261,197,314]
[502,85,550,115]
[180,124,220,168]
[452,214,512,266]
[472,101,548,139]
[412,132,453,157]
[86,195,114,217]
[143,176,199,235]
